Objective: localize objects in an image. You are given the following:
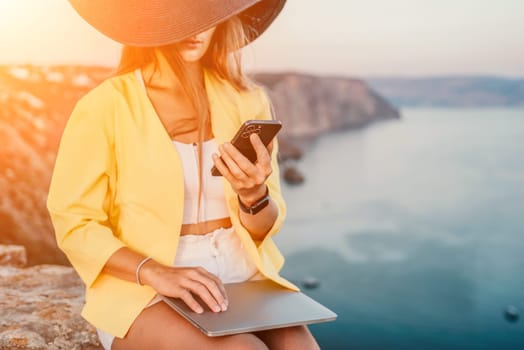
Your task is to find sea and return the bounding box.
[275,108,524,350]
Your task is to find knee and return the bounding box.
[283,325,312,337]
[286,326,320,349]
[258,326,320,350]
[221,333,268,350]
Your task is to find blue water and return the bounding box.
[276,108,524,350]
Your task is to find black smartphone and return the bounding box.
[211,119,282,176]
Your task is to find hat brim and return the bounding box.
[68,0,286,47]
[239,0,286,43]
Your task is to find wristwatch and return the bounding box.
[238,187,270,215]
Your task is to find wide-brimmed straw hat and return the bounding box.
[68,0,286,47]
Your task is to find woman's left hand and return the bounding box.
[212,133,272,205]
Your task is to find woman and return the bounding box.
[47,0,319,349]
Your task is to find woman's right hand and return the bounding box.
[140,260,228,314]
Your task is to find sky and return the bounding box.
[0,0,523,77]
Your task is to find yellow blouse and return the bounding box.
[46,69,297,338]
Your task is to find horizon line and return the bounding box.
[0,63,523,80]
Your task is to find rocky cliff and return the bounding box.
[0,65,399,265]
[0,65,109,266]
[255,72,400,144]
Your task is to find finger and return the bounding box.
[195,267,228,304]
[267,140,274,155]
[183,279,222,313]
[192,269,228,311]
[219,143,251,179]
[212,154,249,194]
[249,135,272,178]
[250,134,271,167]
[190,267,228,312]
[223,142,261,178]
[179,289,204,314]
[212,153,236,184]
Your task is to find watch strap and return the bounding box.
[238,187,270,215]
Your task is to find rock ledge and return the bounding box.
[0,245,102,350]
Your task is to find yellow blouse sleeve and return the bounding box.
[241,87,287,246]
[47,85,125,288]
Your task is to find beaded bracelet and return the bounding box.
[135,256,152,286]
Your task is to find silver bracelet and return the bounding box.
[135,256,152,286]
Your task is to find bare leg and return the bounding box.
[255,326,320,350]
[112,302,268,350]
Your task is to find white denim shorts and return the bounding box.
[96,226,260,350]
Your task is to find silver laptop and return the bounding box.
[160,279,337,336]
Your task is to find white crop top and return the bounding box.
[173,139,230,224]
